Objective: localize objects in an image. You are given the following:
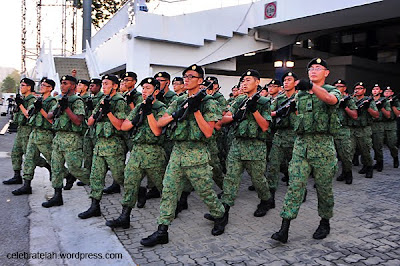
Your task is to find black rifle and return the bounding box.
[356,96,373,110]
[53,94,69,118]
[28,97,43,118]
[130,92,155,136]
[275,95,296,125]
[125,85,140,105]
[232,90,262,124]
[92,95,111,124]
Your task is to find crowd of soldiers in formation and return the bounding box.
[2,58,400,247]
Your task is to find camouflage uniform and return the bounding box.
[281,85,340,220]
[349,96,378,167]
[382,98,399,160]
[80,92,93,171]
[267,93,297,191]
[221,94,272,207]
[51,95,90,188]
[159,90,178,160]
[11,94,48,172]
[89,94,128,200]
[121,101,167,208]
[334,96,358,174]
[157,94,225,225]
[123,90,143,152]
[371,97,386,163]
[23,96,57,180]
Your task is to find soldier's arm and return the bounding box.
[148,114,162,136]
[157,113,174,127]
[108,113,124,130]
[194,110,214,138]
[40,109,53,124]
[392,105,400,117]
[367,102,379,119]
[221,111,234,125]
[381,107,391,119]
[65,108,84,126]
[312,84,338,105]
[253,111,269,132]
[345,107,358,120]
[19,104,29,118]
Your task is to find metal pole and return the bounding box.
[82,0,92,51]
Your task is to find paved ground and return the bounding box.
[1,110,399,265]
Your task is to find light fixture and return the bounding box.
[285,60,295,68]
[244,52,256,57]
[274,60,283,68]
[295,41,301,45]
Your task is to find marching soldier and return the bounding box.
[272,58,340,243]
[227,85,240,106]
[78,74,127,219]
[349,82,379,178]
[3,78,50,185]
[12,78,57,195]
[106,77,166,229]
[42,75,90,208]
[382,86,399,168]
[140,64,227,247]
[371,84,387,172]
[333,79,358,184]
[205,69,273,228]
[172,77,185,96]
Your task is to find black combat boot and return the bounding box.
[140,225,169,247]
[352,155,360,166]
[271,219,291,243]
[3,170,23,185]
[270,189,276,209]
[365,166,373,178]
[281,173,289,186]
[248,185,255,191]
[103,180,121,194]
[12,180,32,195]
[313,218,330,239]
[146,186,161,199]
[137,186,147,208]
[63,173,76,190]
[394,157,399,168]
[254,197,274,217]
[76,181,87,186]
[211,204,230,236]
[345,171,353,185]
[44,163,51,175]
[78,198,101,219]
[336,171,345,181]
[42,188,63,208]
[373,161,383,172]
[358,165,367,174]
[105,206,132,229]
[175,191,190,216]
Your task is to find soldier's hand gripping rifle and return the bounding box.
[275,95,296,125]
[130,92,155,136]
[125,85,140,105]
[388,94,399,107]
[339,95,351,109]
[375,97,387,110]
[28,97,43,118]
[92,95,111,124]
[356,96,373,110]
[232,90,261,124]
[14,94,23,113]
[53,94,69,118]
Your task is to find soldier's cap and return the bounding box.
[232,85,239,90]
[201,80,213,89]
[307,58,329,70]
[261,85,268,91]
[123,72,137,80]
[257,85,263,92]
[281,71,298,82]
[182,64,204,78]
[333,79,346,85]
[372,83,381,89]
[90,78,102,86]
[60,75,77,84]
[154,71,171,80]
[102,74,120,84]
[172,77,184,83]
[383,86,393,92]
[241,69,260,80]
[41,77,55,88]
[268,79,282,87]
[139,77,160,89]
[353,81,366,89]
[78,79,90,87]
[20,77,35,92]
[206,76,219,85]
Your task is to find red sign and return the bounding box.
[265,2,277,19]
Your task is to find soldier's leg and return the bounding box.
[221,147,244,207]
[245,160,270,200]
[120,160,144,208]
[186,163,225,219]
[372,131,384,163]
[105,153,126,186]
[64,149,90,185]
[267,143,284,191]
[311,156,337,219]
[89,154,107,200]
[11,131,25,172]
[146,166,165,192]
[51,148,68,189]
[83,136,94,171]
[280,154,311,220]
[209,156,224,189]
[357,128,373,167]
[386,129,399,159]
[157,161,184,225]
[22,138,41,181]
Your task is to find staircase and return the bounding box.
[54,57,90,81]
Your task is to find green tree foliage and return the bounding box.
[1,76,18,93]
[77,0,129,29]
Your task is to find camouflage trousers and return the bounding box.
[281,153,337,220]
[351,126,373,167]
[51,132,90,188]
[208,138,224,189]
[334,127,354,173]
[82,136,95,172]
[11,126,47,171]
[158,161,224,225]
[384,121,398,159]
[23,129,53,180]
[222,138,270,207]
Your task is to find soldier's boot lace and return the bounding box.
[254,198,274,217]
[211,204,230,236]
[63,174,76,190]
[312,218,330,239]
[140,225,169,247]
[103,181,120,194]
[145,186,160,199]
[365,166,373,179]
[42,188,63,208]
[136,186,147,208]
[78,198,101,219]
[12,179,32,195]
[271,218,291,243]
[3,170,23,185]
[106,206,132,229]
